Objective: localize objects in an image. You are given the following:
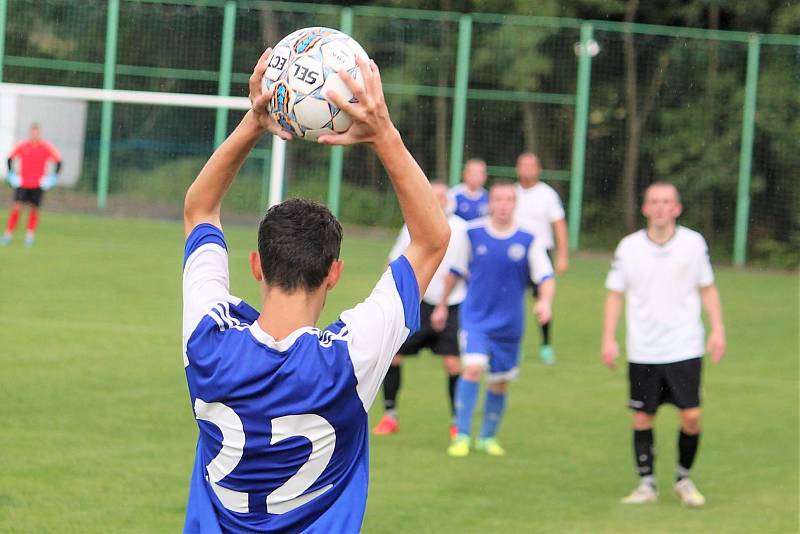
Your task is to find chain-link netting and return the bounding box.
[2,0,798,267]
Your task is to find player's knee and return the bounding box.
[632,411,654,430]
[680,408,702,433]
[442,356,460,375]
[462,364,483,381]
[488,381,507,394]
[391,354,404,366]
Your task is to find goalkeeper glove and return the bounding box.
[41,173,57,191]
[6,171,20,188]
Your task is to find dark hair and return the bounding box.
[258,198,343,293]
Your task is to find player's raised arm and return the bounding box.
[183,48,292,236]
[319,57,450,294]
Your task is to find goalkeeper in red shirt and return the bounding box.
[3,123,62,247]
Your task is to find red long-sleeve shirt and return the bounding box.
[8,140,62,189]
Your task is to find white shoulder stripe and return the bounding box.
[208,309,225,331]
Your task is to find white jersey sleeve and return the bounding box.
[339,256,420,410]
[546,187,566,222]
[387,225,411,263]
[527,239,555,284]
[449,223,471,277]
[182,224,240,367]
[696,235,715,288]
[605,241,627,292]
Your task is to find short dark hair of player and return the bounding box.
[257,198,343,292]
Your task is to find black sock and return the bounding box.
[541,320,551,346]
[383,365,401,415]
[634,429,655,480]
[677,430,700,480]
[447,374,459,416]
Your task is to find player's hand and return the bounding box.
[6,171,20,188]
[601,337,619,369]
[317,57,398,147]
[41,173,57,191]
[555,254,569,275]
[430,304,449,333]
[707,328,726,363]
[533,300,552,325]
[249,48,293,140]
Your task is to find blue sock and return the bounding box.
[479,390,507,439]
[455,378,479,436]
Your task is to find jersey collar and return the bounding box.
[248,322,319,352]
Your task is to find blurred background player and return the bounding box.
[448,158,489,221]
[373,181,467,439]
[602,182,726,508]
[181,53,449,532]
[514,152,568,364]
[2,123,62,248]
[444,181,555,457]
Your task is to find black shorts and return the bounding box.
[397,302,460,356]
[628,357,702,414]
[14,188,44,207]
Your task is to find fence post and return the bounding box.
[568,22,594,251]
[97,0,120,209]
[449,14,472,186]
[214,0,236,148]
[0,0,7,83]
[327,6,352,217]
[733,34,760,267]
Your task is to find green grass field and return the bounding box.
[0,211,797,533]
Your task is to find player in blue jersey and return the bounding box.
[181,50,450,533]
[439,181,555,457]
[448,159,489,221]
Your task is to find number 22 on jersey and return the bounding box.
[194,399,335,515]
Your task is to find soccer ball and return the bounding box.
[262,27,369,141]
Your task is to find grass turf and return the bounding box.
[0,211,797,533]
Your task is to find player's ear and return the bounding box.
[326,259,344,290]
[249,251,264,282]
[674,202,683,218]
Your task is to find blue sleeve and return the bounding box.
[184,223,227,267]
[389,255,420,333]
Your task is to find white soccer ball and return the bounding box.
[262,27,369,141]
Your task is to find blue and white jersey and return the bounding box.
[448,184,489,222]
[182,224,419,533]
[450,220,553,340]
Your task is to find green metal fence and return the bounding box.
[1,0,798,267]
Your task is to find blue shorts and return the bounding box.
[459,329,521,383]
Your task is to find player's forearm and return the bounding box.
[554,218,569,259]
[700,285,725,332]
[438,272,459,307]
[602,291,623,341]
[537,278,555,306]
[55,161,62,174]
[373,130,449,254]
[184,111,266,234]
[6,158,11,171]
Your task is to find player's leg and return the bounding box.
[448,330,488,457]
[432,303,462,439]
[474,338,520,456]
[622,363,662,503]
[532,281,555,364]
[374,303,432,435]
[667,357,706,507]
[2,197,24,245]
[373,354,403,435]
[441,355,460,438]
[24,189,43,247]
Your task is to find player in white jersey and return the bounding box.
[514,152,568,364]
[181,51,450,533]
[373,182,468,439]
[440,182,555,457]
[448,159,489,221]
[602,182,726,508]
